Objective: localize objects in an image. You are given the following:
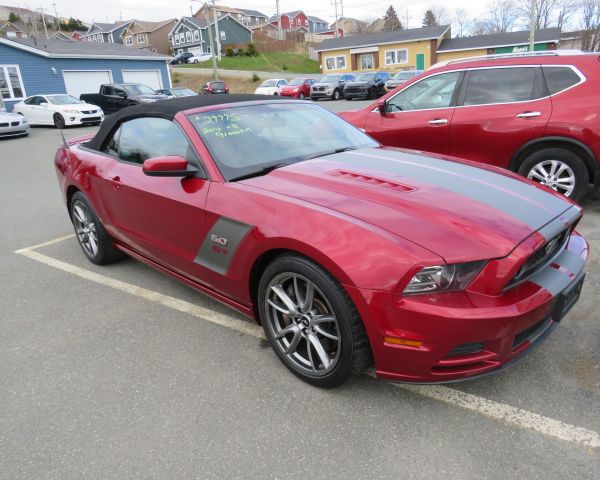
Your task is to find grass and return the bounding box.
[179,52,320,74]
[172,71,260,94]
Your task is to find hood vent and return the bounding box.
[326,169,416,192]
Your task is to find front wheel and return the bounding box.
[258,254,372,388]
[69,192,124,265]
[299,92,305,99]
[333,89,341,100]
[367,87,376,100]
[53,113,65,129]
[518,148,589,202]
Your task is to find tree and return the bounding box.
[422,9,438,27]
[8,12,20,23]
[487,0,520,32]
[580,0,600,51]
[383,5,403,31]
[60,17,87,32]
[453,8,470,37]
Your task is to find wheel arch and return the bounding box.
[66,184,80,209]
[509,136,599,182]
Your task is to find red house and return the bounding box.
[269,10,308,32]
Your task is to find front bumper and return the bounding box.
[347,232,588,383]
[0,122,30,137]
[344,90,369,99]
[311,90,335,99]
[64,113,104,126]
[280,91,301,97]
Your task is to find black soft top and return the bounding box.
[86,94,293,151]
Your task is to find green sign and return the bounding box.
[495,43,549,54]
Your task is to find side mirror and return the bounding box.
[117,91,127,99]
[377,101,388,116]
[143,156,197,177]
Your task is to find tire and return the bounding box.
[333,89,341,101]
[53,113,65,129]
[258,254,372,388]
[299,92,305,99]
[273,92,279,96]
[518,148,589,203]
[311,97,318,101]
[69,192,124,265]
[367,87,376,100]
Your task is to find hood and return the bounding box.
[136,94,169,101]
[281,85,300,91]
[313,81,337,87]
[345,81,371,87]
[0,112,24,121]
[240,147,576,263]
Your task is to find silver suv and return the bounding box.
[311,74,355,101]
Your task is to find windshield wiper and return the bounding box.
[229,163,289,182]
[307,147,358,160]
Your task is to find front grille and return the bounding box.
[81,116,101,123]
[509,229,570,287]
[446,342,485,357]
[11,121,20,126]
[0,122,8,127]
[81,110,97,114]
[313,86,324,91]
[513,317,552,350]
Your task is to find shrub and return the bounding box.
[237,48,244,56]
[282,64,288,70]
[246,43,257,56]
[172,71,181,85]
[252,73,260,82]
[226,48,234,57]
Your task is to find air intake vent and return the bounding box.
[326,169,415,192]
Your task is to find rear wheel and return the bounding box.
[518,148,589,202]
[69,192,124,265]
[53,113,65,129]
[258,254,372,388]
[333,89,341,100]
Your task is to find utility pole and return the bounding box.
[51,3,60,31]
[38,7,48,39]
[276,0,282,40]
[529,0,536,51]
[191,0,219,79]
[332,0,338,38]
[211,0,222,61]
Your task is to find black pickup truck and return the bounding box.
[80,83,168,114]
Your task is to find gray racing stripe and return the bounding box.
[345,149,570,232]
[529,249,586,295]
[194,217,252,275]
[537,205,582,241]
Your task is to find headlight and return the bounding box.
[139,98,155,103]
[403,261,486,295]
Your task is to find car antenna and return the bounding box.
[60,129,68,149]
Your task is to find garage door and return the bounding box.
[63,70,112,98]
[122,70,163,90]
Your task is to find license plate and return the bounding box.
[552,273,585,322]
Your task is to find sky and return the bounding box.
[7,0,492,28]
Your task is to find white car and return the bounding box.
[12,94,104,128]
[254,78,288,95]
[189,53,212,64]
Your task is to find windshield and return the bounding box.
[289,79,305,86]
[211,82,225,89]
[393,71,416,80]
[355,73,376,81]
[172,88,195,97]
[46,95,82,105]
[260,80,278,87]
[187,103,378,181]
[122,84,156,95]
[319,75,340,83]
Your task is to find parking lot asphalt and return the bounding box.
[1,105,599,479]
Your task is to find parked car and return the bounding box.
[0,110,29,138]
[279,78,317,99]
[310,74,355,101]
[385,70,422,91]
[189,53,212,64]
[200,81,229,94]
[80,84,169,114]
[13,94,103,128]
[254,79,287,95]
[340,51,600,201]
[156,87,196,98]
[343,71,391,100]
[54,94,587,388]
[170,52,194,65]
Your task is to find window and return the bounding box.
[325,55,346,70]
[220,30,226,40]
[186,31,192,42]
[124,36,133,46]
[174,34,180,45]
[179,32,185,43]
[136,33,145,44]
[385,49,408,65]
[464,67,540,106]
[24,96,45,105]
[102,117,199,166]
[360,54,373,70]
[193,30,200,41]
[387,71,460,112]
[543,66,581,95]
[0,65,25,100]
[168,35,173,46]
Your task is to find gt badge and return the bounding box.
[210,234,228,246]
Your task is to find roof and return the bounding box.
[0,20,25,32]
[127,19,176,33]
[236,8,268,18]
[316,25,451,52]
[437,28,561,52]
[86,95,295,151]
[175,14,251,34]
[308,16,328,24]
[0,37,170,60]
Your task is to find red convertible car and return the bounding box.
[54,95,587,387]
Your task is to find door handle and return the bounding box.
[516,111,542,118]
[110,176,122,189]
[427,118,448,125]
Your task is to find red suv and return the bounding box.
[340,52,600,202]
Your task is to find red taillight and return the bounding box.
[208,86,213,92]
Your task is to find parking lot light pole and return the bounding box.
[529,0,536,51]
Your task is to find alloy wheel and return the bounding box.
[71,200,99,257]
[264,273,341,377]
[527,159,576,197]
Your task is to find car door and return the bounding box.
[17,97,38,123]
[364,70,463,154]
[449,66,552,168]
[91,116,211,278]
[27,96,51,124]
[37,96,56,125]
[103,85,128,114]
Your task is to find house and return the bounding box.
[168,15,252,56]
[436,28,561,63]
[330,17,367,37]
[249,22,278,39]
[193,4,267,26]
[81,21,132,44]
[0,36,171,111]
[50,31,72,41]
[71,31,86,41]
[307,16,328,33]
[120,19,177,54]
[269,11,309,32]
[0,21,28,39]
[314,25,451,73]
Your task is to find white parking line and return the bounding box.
[15,236,600,450]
